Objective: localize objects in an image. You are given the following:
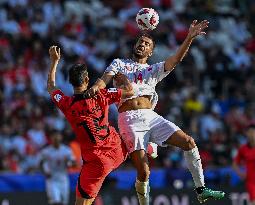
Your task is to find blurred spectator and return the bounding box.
[200,108,224,140]
[0,0,254,188]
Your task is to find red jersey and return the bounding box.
[51,88,122,161]
[235,144,255,183]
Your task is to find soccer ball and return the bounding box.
[136,8,159,30]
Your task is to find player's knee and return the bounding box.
[137,167,150,181]
[182,135,196,151]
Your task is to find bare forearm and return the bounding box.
[47,46,61,94]
[175,34,194,62]
[118,77,132,91]
[233,162,244,177]
[94,78,107,89]
[165,34,193,71]
[121,90,134,99]
[121,80,134,98]
[164,19,209,71]
[93,73,113,89]
[113,72,133,98]
[47,61,58,93]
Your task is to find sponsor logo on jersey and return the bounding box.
[107,88,118,93]
[54,94,62,102]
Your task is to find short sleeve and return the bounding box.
[101,88,122,105]
[105,59,122,75]
[37,149,47,165]
[234,147,244,165]
[66,147,75,161]
[38,149,51,173]
[51,89,68,112]
[150,61,170,82]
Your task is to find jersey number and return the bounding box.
[134,73,143,83]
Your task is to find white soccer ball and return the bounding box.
[136,8,159,30]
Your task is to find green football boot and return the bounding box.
[197,187,225,203]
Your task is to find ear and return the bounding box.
[84,76,89,84]
[148,52,153,57]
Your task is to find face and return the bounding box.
[72,73,89,90]
[133,36,154,59]
[247,128,255,146]
[51,133,62,146]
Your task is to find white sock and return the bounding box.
[184,146,205,188]
[135,179,150,205]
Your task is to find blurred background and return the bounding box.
[0,0,254,204]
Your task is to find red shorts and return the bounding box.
[76,141,127,199]
[247,183,255,201]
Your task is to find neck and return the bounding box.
[132,55,148,64]
[53,144,60,149]
[74,86,87,94]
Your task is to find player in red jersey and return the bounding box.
[233,124,255,205]
[47,46,136,205]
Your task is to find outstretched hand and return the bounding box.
[87,86,100,98]
[114,72,133,91]
[188,20,209,39]
[49,46,61,62]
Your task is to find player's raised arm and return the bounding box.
[232,148,246,180]
[88,59,133,97]
[100,72,134,105]
[164,20,209,72]
[47,46,61,95]
[232,160,246,180]
[88,72,113,96]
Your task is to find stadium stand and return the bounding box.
[0,0,254,189]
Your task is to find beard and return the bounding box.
[133,51,143,58]
[133,47,147,59]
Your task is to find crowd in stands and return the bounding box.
[0,0,254,186]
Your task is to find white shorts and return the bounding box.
[118,109,180,153]
[46,177,70,205]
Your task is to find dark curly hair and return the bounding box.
[68,63,88,87]
[136,33,155,49]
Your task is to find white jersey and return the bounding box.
[105,58,170,109]
[39,144,74,180]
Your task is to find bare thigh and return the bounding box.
[164,130,196,151]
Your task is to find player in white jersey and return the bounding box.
[38,131,76,205]
[88,20,225,204]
